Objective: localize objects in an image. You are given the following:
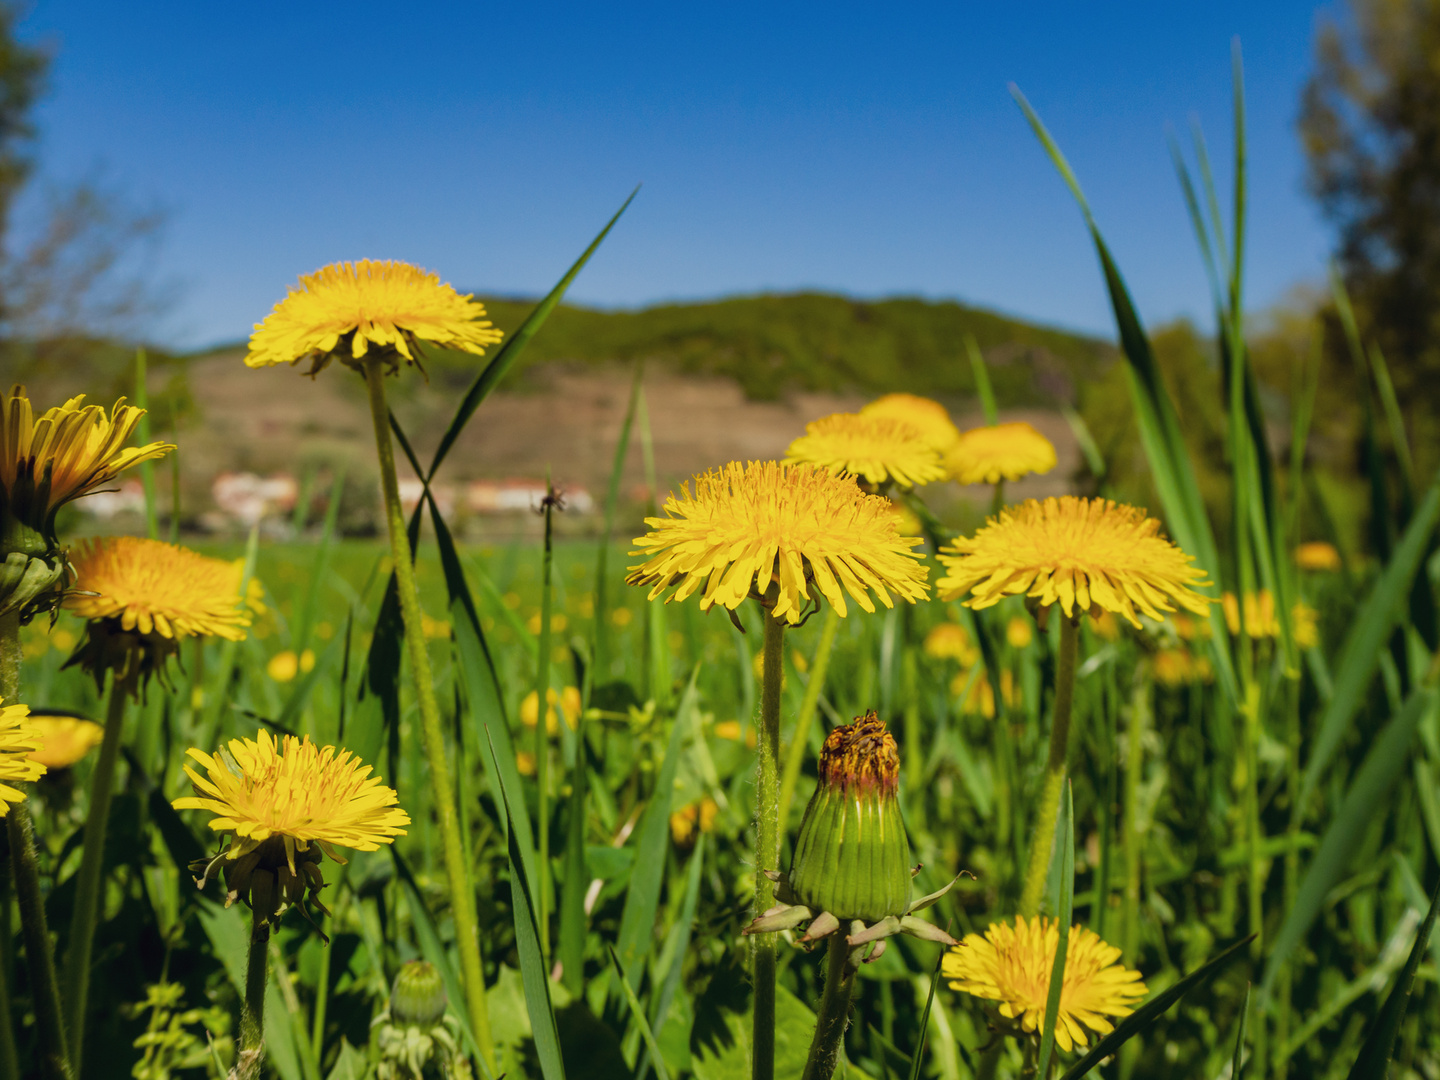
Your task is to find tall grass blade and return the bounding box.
[1231,983,1250,1079]
[1366,344,1415,497]
[427,189,638,480]
[133,347,160,540]
[614,668,699,993]
[1035,781,1074,1079]
[1011,84,1238,701]
[1056,934,1254,1080]
[1330,266,1394,560]
[593,360,645,682]
[640,832,705,1080]
[1297,477,1440,813]
[558,716,590,998]
[906,953,944,1080]
[963,334,997,425]
[608,947,672,1080]
[488,729,567,1080]
[1264,686,1436,994]
[1344,872,1440,1080]
[392,849,492,1078]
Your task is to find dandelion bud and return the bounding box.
[389,961,448,1029]
[0,549,68,623]
[788,711,912,924]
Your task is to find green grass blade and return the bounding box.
[1035,781,1074,1079]
[392,849,493,1079]
[593,359,645,682]
[613,668,699,993]
[427,189,638,481]
[1263,686,1436,994]
[645,831,705,1069]
[133,347,161,540]
[1168,129,1225,313]
[294,466,346,655]
[906,952,945,1080]
[963,334,997,425]
[1297,477,1440,813]
[1057,934,1254,1080]
[487,729,568,1080]
[1231,983,1250,1079]
[557,714,590,999]
[1344,872,1440,1080]
[1011,84,1238,702]
[1366,343,1415,497]
[608,947,672,1080]
[1330,266,1394,560]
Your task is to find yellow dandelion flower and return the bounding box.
[0,704,45,811]
[1153,648,1213,687]
[26,714,104,769]
[65,537,255,641]
[266,649,315,683]
[1222,590,1319,648]
[924,622,979,666]
[1006,616,1034,649]
[947,422,1057,485]
[245,260,504,375]
[0,386,173,539]
[520,686,582,734]
[785,412,947,489]
[937,497,1211,628]
[860,393,962,455]
[944,915,1146,1052]
[174,730,409,923]
[951,668,1019,718]
[1294,541,1342,572]
[627,460,929,625]
[669,796,719,848]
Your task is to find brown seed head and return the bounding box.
[817,710,899,795]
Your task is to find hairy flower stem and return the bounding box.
[777,604,839,830]
[235,907,269,1080]
[362,358,494,1069]
[801,935,855,1080]
[1019,615,1079,918]
[752,600,785,1080]
[0,612,70,1080]
[62,675,129,1071]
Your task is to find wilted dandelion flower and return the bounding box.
[937,497,1211,628]
[860,393,962,455]
[0,386,174,543]
[174,730,409,925]
[245,260,504,376]
[26,714,104,769]
[947,422,1056,485]
[0,704,45,812]
[64,537,260,691]
[1294,541,1342,572]
[627,460,929,625]
[944,915,1146,1052]
[785,412,946,489]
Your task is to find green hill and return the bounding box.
[430,291,1115,404]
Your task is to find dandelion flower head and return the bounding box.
[786,412,947,489]
[944,915,1146,1052]
[0,704,46,812]
[246,260,504,375]
[860,394,962,455]
[947,422,1057,486]
[627,460,929,625]
[923,622,979,666]
[1294,541,1342,572]
[937,496,1211,627]
[1222,590,1319,649]
[0,386,173,539]
[174,729,410,866]
[26,714,104,769]
[65,537,257,641]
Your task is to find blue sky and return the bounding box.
[18,1,1339,350]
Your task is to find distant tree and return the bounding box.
[1300,0,1440,413]
[0,2,46,240]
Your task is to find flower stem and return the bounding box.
[801,935,855,1080]
[777,604,839,831]
[1018,614,1079,918]
[62,675,128,1071]
[361,358,493,1068]
[235,907,269,1080]
[0,611,70,1080]
[752,601,785,1080]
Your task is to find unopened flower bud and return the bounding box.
[389,961,448,1029]
[788,711,912,924]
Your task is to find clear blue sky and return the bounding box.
[18,1,1339,351]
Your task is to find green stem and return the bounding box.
[62,675,128,1071]
[752,601,785,1080]
[534,479,555,960]
[235,907,269,1080]
[0,612,70,1080]
[777,605,839,831]
[1121,668,1148,965]
[361,358,493,1069]
[1018,615,1079,918]
[801,935,855,1080]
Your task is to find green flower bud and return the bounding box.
[0,549,68,624]
[390,961,448,1029]
[787,711,912,924]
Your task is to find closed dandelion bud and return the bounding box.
[390,961,448,1029]
[788,711,911,924]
